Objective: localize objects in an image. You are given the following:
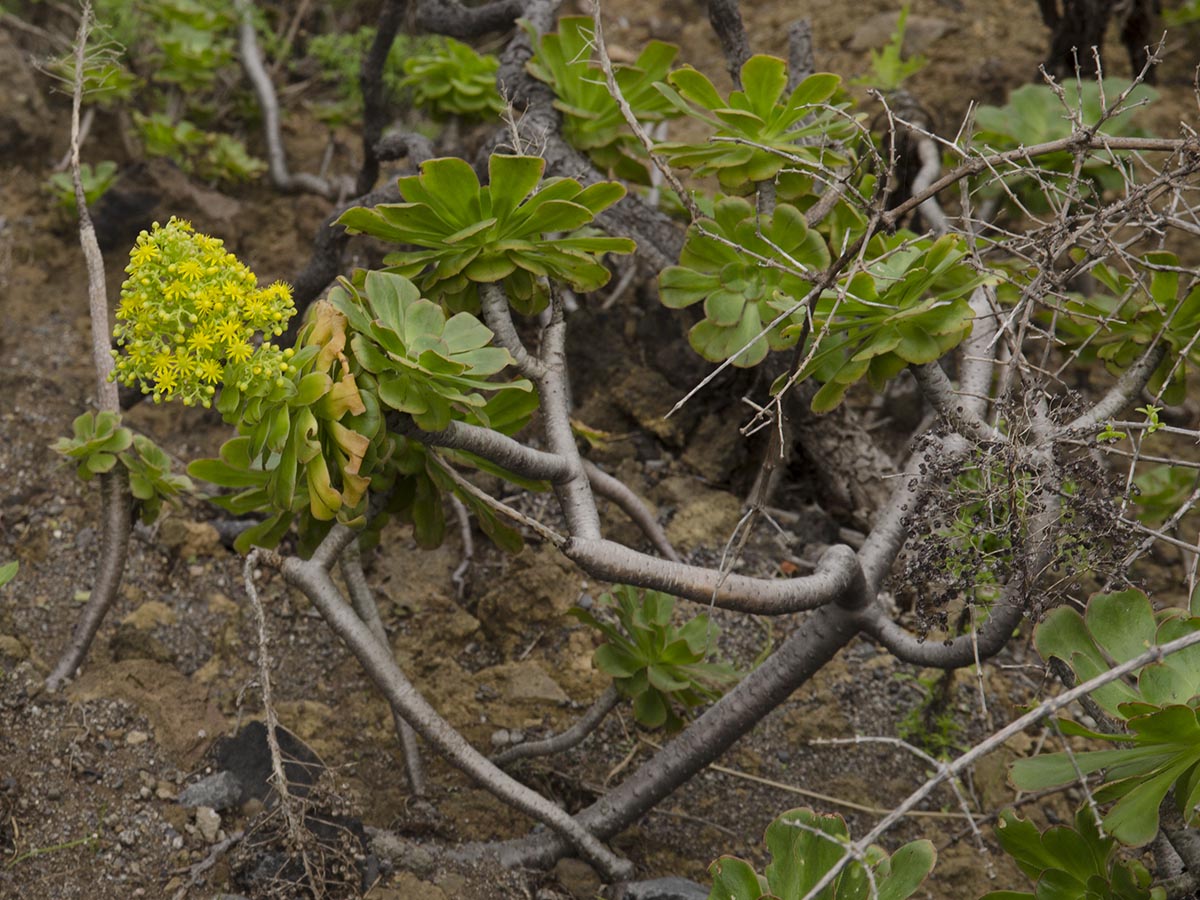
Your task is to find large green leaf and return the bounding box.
[979,809,1165,900]
[707,808,935,900]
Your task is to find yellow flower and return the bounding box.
[151,351,175,379]
[197,287,220,313]
[226,341,253,363]
[189,328,215,353]
[130,241,160,267]
[215,318,243,345]
[163,280,189,302]
[197,358,223,383]
[178,259,204,283]
[157,369,178,396]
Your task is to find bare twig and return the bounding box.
[449,495,475,600]
[244,550,319,893]
[589,1,702,221]
[169,830,245,900]
[46,2,132,692]
[493,686,621,767]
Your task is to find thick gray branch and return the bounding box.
[958,287,998,419]
[47,11,130,691]
[911,363,1005,444]
[416,0,524,37]
[706,0,752,87]
[786,20,814,89]
[235,0,343,198]
[1062,343,1168,435]
[583,461,680,562]
[564,539,863,614]
[280,536,633,880]
[538,309,603,539]
[479,283,547,379]
[492,685,620,767]
[47,471,132,690]
[479,599,865,867]
[342,545,426,796]
[399,417,570,483]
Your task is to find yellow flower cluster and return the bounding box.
[112,217,296,406]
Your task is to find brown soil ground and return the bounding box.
[2,2,1199,899]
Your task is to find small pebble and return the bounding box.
[125,730,149,746]
[195,807,221,844]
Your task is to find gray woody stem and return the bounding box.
[958,287,999,420]
[1062,343,1168,435]
[277,529,634,880]
[565,539,860,614]
[479,282,547,379]
[47,5,131,692]
[492,685,621,767]
[235,0,341,198]
[46,472,131,691]
[911,362,1006,444]
[341,543,426,797]
[582,461,680,562]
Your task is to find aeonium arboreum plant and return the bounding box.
[53,410,192,526]
[524,16,680,183]
[189,267,536,555]
[1009,588,1200,846]
[1054,250,1200,406]
[708,807,936,900]
[400,37,505,120]
[979,809,1165,900]
[790,231,991,412]
[654,54,858,197]
[335,154,635,315]
[659,196,831,367]
[570,585,740,730]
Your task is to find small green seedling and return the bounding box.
[45,161,119,215]
[571,585,739,729]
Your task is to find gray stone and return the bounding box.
[554,858,602,900]
[177,770,242,811]
[611,877,710,900]
[195,806,221,843]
